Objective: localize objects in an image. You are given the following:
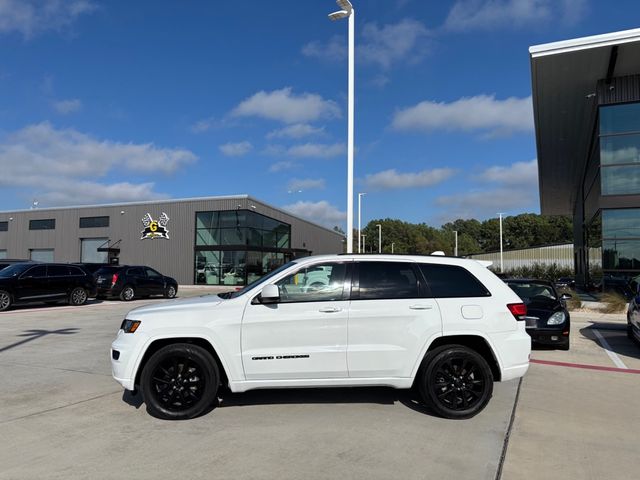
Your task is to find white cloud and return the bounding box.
[303,19,430,70]
[269,161,298,173]
[266,123,325,140]
[282,200,346,228]
[231,87,340,124]
[363,168,456,190]
[0,122,196,206]
[392,94,533,137]
[219,141,253,157]
[52,98,82,114]
[286,142,345,158]
[444,0,587,31]
[0,0,97,39]
[435,159,540,220]
[480,159,538,185]
[287,178,326,191]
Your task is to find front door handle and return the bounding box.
[410,304,433,310]
[319,307,342,313]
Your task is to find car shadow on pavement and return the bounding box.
[579,323,640,362]
[2,299,108,312]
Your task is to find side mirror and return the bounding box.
[561,293,572,300]
[260,284,280,304]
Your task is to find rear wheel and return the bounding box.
[120,285,135,302]
[418,345,493,419]
[69,287,88,306]
[141,343,219,420]
[0,290,12,311]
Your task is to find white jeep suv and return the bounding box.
[111,255,530,420]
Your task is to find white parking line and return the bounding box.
[593,329,628,369]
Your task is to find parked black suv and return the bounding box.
[95,265,178,301]
[0,263,96,311]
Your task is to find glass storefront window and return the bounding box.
[603,209,640,239]
[601,165,640,195]
[601,134,640,165]
[600,103,640,135]
[603,239,640,270]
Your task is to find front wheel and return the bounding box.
[0,290,12,311]
[418,345,494,419]
[164,285,177,299]
[141,343,219,420]
[69,287,88,306]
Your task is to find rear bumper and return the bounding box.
[97,286,121,298]
[489,325,532,382]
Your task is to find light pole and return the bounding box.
[358,192,366,253]
[391,242,395,254]
[453,230,458,257]
[361,234,366,253]
[376,224,382,253]
[329,0,355,254]
[497,213,504,273]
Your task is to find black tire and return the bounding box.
[120,285,135,302]
[141,343,219,420]
[69,287,88,306]
[164,285,177,299]
[0,290,12,312]
[418,345,493,419]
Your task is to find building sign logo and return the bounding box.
[141,212,170,240]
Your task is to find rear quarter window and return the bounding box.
[419,264,491,298]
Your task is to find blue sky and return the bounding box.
[0,0,638,228]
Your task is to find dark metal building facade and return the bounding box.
[0,195,344,285]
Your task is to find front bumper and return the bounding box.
[111,329,149,390]
[527,327,570,345]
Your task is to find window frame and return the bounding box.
[350,261,426,301]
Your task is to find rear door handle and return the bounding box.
[410,304,433,310]
[319,307,342,313]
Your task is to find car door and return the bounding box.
[241,261,351,380]
[46,265,72,298]
[126,267,148,295]
[347,261,442,378]
[144,267,165,295]
[16,265,49,300]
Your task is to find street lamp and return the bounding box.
[357,192,366,253]
[361,234,366,253]
[497,213,504,273]
[391,242,395,254]
[376,224,381,254]
[329,0,355,254]
[453,230,458,257]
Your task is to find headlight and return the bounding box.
[120,319,141,333]
[547,311,566,325]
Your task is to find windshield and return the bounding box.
[0,263,33,278]
[219,261,296,299]
[507,282,557,302]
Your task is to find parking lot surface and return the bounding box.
[0,294,638,480]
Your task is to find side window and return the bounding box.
[68,266,86,276]
[145,268,162,278]
[48,265,69,277]
[358,262,420,300]
[275,263,347,303]
[127,267,145,277]
[419,264,491,298]
[22,265,47,278]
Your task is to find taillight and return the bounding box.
[111,273,119,287]
[507,303,527,320]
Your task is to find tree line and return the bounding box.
[340,213,573,256]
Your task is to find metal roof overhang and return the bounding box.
[530,28,640,215]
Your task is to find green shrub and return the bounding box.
[600,292,628,314]
[494,263,574,282]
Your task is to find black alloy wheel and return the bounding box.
[164,285,176,299]
[0,290,11,312]
[141,343,219,420]
[69,287,88,306]
[120,286,135,302]
[419,345,493,419]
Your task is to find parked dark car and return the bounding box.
[555,277,575,289]
[73,263,109,277]
[504,279,571,350]
[95,265,177,301]
[0,263,96,312]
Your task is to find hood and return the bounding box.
[126,294,223,319]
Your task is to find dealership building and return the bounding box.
[531,28,640,285]
[0,195,344,285]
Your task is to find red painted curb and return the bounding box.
[530,358,640,375]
